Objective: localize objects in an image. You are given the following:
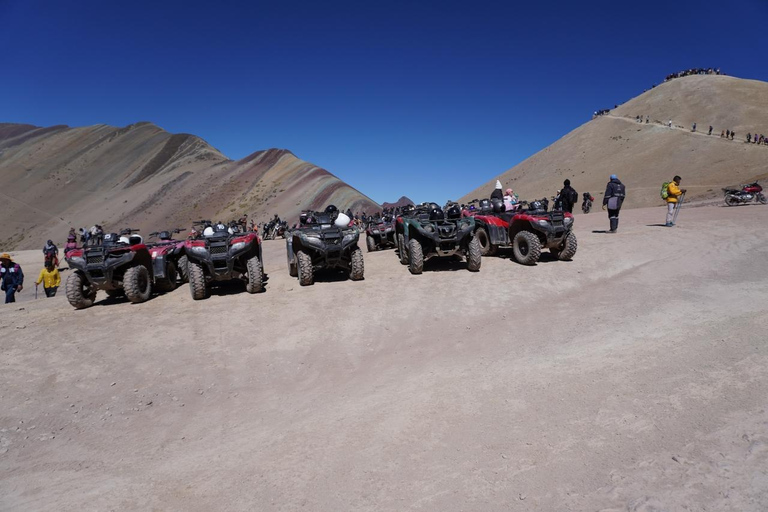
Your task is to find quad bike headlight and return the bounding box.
[69,256,85,265]
[342,233,357,245]
[537,219,550,227]
[564,217,573,225]
[230,242,246,252]
[190,246,208,255]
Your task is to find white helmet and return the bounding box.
[203,226,215,236]
[334,212,351,228]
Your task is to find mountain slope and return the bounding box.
[460,75,768,207]
[0,122,380,249]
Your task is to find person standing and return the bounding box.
[0,253,24,304]
[490,180,504,201]
[560,179,578,213]
[43,239,59,268]
[665,175,686,227]
[35,261,61,297]
[602,174,626,233]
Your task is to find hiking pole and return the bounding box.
[35,283,38,299]
[672,192,686,225]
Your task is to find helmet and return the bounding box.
[610,174,618,180]
[491,198,506,213]
[529,200,543,211]
[159,231,171,240]
[325,205,339,215]
[477,198,492,213]
[429,207,444,221]
[334,212,351,228]
[446,204,461,219]
[203,226,215,236]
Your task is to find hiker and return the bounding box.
[35,261,61,297]
[560,179,578,213]
[731,131,735,140]
[602,174,626,233]
[692,122,696,132]
[726,129,730,139]
[1,253,24,304]
[490,180,504,201]
[708,126,713,135]
[43,240,59,268]
[721,130,725,138]
[665,175,686,227]
[747,133,752,143]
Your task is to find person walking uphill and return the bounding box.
[1,253,24,304]
[665,175,686,227]
[560,179,578,213]
[602,174,626,233]
[36,261,61,297]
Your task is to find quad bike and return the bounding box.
[365,216,396,252]
[183,220,264,300]
[582,192,594,214]
[146,228,188,292]
[395,202,481,275]
[471,198,576,264]
[64,228,153,309]
[723,182,766,206]
[286,207,364,286]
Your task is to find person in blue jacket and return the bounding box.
[1,253,24,304]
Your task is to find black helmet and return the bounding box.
[446,204,461,219]
[477,198,492,213]
[491,198,506,213]
[529,200,543,211]
[158,230,172,240]
[429,207,444,221]
[325,205,338,215]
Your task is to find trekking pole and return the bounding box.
[672,192,686,225]
[35,283,38,299]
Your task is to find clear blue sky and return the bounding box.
[2,0,766,204]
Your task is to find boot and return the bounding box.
[609,217,618,233]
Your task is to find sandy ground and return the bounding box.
[1,203,767,511]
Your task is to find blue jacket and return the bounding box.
[1,263,24,290]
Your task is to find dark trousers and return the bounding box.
[608,208,620,231]
[44,286,58,297]
[4,287,16,303]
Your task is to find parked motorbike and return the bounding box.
[723,182,766,206]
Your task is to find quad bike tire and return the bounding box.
[188,260,209,300]
[366,236,376,253]
[177,255,189,283]
[408,238,424,275]
[155,261,178,293]
[124,265,152,303]
[66,271,97,309]
[512,231,542,265]
[397,234,408,265]
[297,250,314,286]
[475,227,497,256]
[350,246,365,281]
[105,289,124,299]
[246,256,264,293]
[551,231,578,261]
[467,236,482,272]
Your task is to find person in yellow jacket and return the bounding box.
[665,175,687,226]
[36,262,61,297]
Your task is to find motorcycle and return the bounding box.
[723,182,766,206]
[582,193,594,214]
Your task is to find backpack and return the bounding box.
[568,188,578,204]
[660,182,670,200]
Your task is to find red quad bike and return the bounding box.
[472,198,577,265]
[365,215,396,252]
[183,221,264,300]
[146,229,188,292]
[64,228,153,309]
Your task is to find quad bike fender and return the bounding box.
[152,254,168,280]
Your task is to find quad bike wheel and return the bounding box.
[66,271,97,309]
[397,234,408,265]
[366,235,376,252]
[155,261,177,293]
[188,260,209,300]
[246,256,264,293]
[408,238,423,275]
[350,246,365,281]
[512,231,541,265]
[467,236,482,272]
[297,250,314,286]
[124,265,152,303]
[550,231,578,261]
[474,227,496,256]
[177,255,189,283]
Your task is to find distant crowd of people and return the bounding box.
[665,68,723,81]
[745,133,768,146]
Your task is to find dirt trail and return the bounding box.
[1,204,767,511]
